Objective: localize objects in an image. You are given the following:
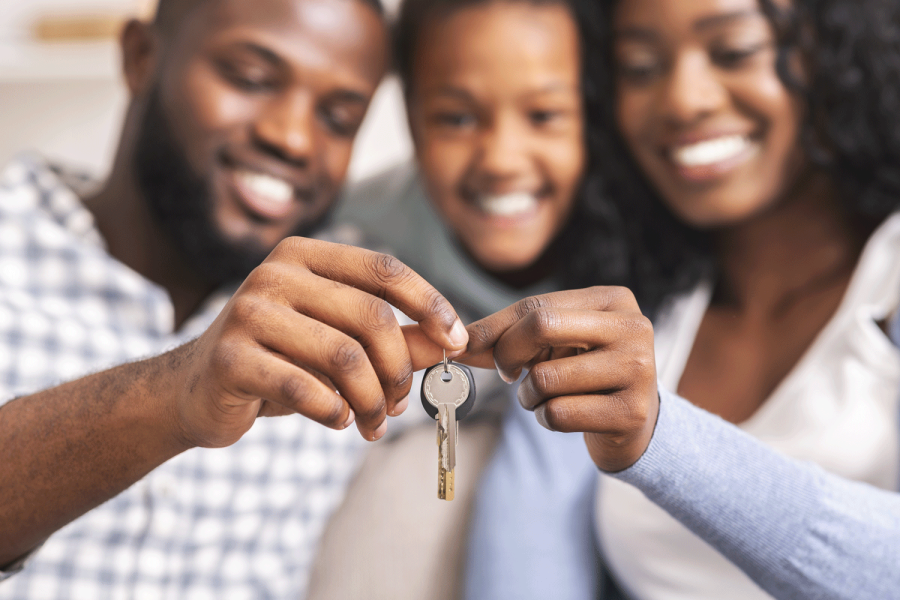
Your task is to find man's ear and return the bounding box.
[121,19,159,97]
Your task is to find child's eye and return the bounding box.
[529,110,561,126]
[617,62,663,86]
[432,112,476,129]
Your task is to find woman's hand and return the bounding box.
[464,286,659,472]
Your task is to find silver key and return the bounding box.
[421,353,474,500]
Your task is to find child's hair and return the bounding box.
[393,0,625,297]
[394,0,576,96]
[570,0,900,315]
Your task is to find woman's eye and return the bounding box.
[711,43,769,68]
[617,61,662,85]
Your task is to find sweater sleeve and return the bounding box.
[611,386,900,600]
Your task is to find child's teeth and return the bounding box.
[672,135,750,167]
[478,192,538,217]
[236,170,293,204]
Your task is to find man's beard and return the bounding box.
[133,89,331,286]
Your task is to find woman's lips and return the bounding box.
[475,191,540,218]
[666,134,759,182]
[229,168,296,220]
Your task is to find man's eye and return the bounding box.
[320,106,362,137]
[217,61,277,92]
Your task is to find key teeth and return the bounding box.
[438,466,455,501]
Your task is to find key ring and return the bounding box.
[443,349,449,372]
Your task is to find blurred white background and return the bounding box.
[0,0,411,181]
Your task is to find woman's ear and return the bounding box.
[120,19,159,97]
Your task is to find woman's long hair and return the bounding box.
[560,0,900,316]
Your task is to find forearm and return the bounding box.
[613,387,900,600]
[0,344,194,566]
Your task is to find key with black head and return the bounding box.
[421,352,476,500]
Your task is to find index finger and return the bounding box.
[274,238,469,353]
[466,287,640,357]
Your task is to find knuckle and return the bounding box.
[278,374,305,405]
[541,400,575,433]
[367,252,408,284]
[525,308,561,339]
[389,362,414,391]
[323,399,347,428]
[515,295,549,319]
[610,392,649,434]
[359,296,396,331]
[421,288,454,324]
[328,339,366,375]
[528,363,560,399]
[267,236,301,261]
[619,312,652,338]
[244,262,286,294]
[359,397,387,423]
[468,321,496,348]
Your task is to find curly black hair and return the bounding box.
[560,0,900,316]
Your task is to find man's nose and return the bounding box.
[659,52,728,126]
[253,91,315,163]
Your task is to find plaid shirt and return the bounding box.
[0,156,365,599]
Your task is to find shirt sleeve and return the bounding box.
[0,548,37,582]
[611,386,900,600]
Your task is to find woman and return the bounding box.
[465,0,900,597]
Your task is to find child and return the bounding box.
[312,0,612,598]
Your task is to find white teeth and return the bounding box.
[671,135,752,168]
[477,192,539,217]
[235,170,293,204]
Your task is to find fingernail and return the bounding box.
[342,409,356,429]
[389,395,409,417]
[449,319,468,347]
[371,420,388,441]
[499,370,516,384]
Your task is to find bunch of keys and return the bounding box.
[420,351,476,501]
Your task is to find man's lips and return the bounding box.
[226,167,316,221]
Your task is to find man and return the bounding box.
[0,0,467,596]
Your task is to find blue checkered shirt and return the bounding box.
[0,155,366,599]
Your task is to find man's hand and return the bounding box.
[463,287,658,473]
[170,237,469,446]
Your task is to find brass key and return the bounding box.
[421,352,476,500]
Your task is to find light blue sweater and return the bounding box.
[618,384,900,599]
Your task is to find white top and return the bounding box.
[595,213,900,600]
